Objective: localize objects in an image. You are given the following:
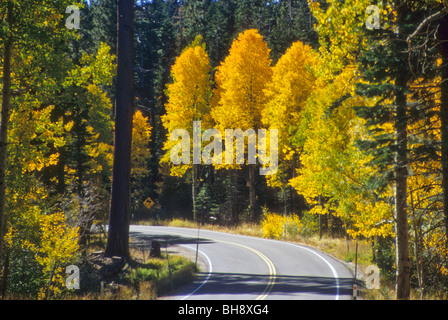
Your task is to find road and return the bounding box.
[130,225,354,300]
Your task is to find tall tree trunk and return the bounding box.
[248,163,257,220]
[1,251,9,299]
[394,75,410,300]
[105,0,134,260]
[192,163,199,221]
[0,2,13,296]
[232,168,239,225]
[439,15,448,250]
[318,195,323,240]
[413,221,424,298]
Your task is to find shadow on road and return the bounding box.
[130,231,214,247]
[129,230,354,299]
[171,272,353,299]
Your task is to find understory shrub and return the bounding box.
[262,212,303,240]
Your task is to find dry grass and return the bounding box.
[140,218,370,265]
[141,218,264,236]
[64,243,196,300]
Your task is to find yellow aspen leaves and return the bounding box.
[5,209,79,299]
[210,29,272,171]
[262,212,302,240]
[262,40,318,187]
[161,37,213,176]
[132,110,152,177]
[290,66,393,239]
[212,29,272,132]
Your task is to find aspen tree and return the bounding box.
[212,29,272,221]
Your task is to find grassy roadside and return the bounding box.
[65,238,198,300]
[123,251,198,300]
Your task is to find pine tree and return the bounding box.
[85,0,118,54]
[354,3,426,300]
[105,0,134,260]
[270,0,318,62]
[203,0,237,66]
[234,0,273,39]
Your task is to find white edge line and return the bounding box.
[178,244,213,300]
[286,243,340,300]
[131,226,340,300]
[164,227,341,300]
[186,227,341,300]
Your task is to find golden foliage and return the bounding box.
[262,212,302,240]
[132,110,152,177]
[263,40,318,187]
[161,37,213,176]
[212,29,272,131]
[6,210,79,299]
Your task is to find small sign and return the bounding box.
[144,197,155,209]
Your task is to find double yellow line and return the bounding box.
[156,229,277,300]
[217,239,276,300]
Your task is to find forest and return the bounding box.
[0,0,448,300]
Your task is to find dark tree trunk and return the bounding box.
[248,163,257,220]
[105,0,134,260]
[192,163,200,221]
[232,168,239,225]
[0,2,13,297]
[394,74,410,300]
[439,15,448,250]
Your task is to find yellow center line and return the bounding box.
[148,228,276,300]
[217,239,276,300]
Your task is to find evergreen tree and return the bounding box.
[270,0,318,62]
[234,0,273,37]
[85,0,117,54]
[203,0,238,66]
[354,3,429,300]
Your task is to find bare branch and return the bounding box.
[407,9,448,43]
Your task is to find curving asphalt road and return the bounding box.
[130,225,354,300]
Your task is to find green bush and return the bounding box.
[124,255,198,296]
[300,211,320,237]
[6,250,44,298]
